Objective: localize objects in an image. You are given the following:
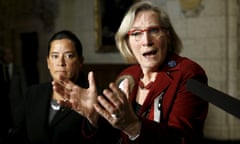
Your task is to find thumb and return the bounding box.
[88,71,97,91]
[119,78,130,99]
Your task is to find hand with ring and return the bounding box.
[93,79,140,135]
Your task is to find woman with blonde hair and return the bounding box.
[53,1,208,144]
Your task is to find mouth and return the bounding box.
[55,70,67,74]
[142,50,158,57]
[56,70,66,72]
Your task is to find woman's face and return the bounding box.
[47,38,83,82]
[128,10,168,71]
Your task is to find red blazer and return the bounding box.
[117,54,208,144]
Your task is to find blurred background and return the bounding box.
[0,0,239,143]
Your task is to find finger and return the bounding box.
[52,81,65,95]
[52,80,71,100]
[58,76,74,92]
[88,71,97,92]
[93,103,113,122]
[70,94,80,109]
[97,95,117,113]
[108,83,127,104]
[109,82,119,93]
[102,88,122,108]
[122,78,130,99]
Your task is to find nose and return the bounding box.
[141,32,153,46]
[58,55,66,66]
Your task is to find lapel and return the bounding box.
[49,107,72,127]
[48,75,89,127]
[27,83,51,137]
[117,54,183,120]
[139,72,172,116]
[33,83,73,128]
[161,57,182,121]
[134,54,182,119]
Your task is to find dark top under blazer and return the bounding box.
[9,74,98,144]
[24,82,85,144]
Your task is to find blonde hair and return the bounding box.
[115,1,183,63]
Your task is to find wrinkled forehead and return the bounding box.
[132,10,160,28]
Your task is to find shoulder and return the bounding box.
[25,82,52,101]
[115,65,141,89]
[26,82,51,94]
[168,54,205,72]
[178,55,206,74]
[175,55,207,83]
[119,64,141,75]
[117,64,141,81]
[166,54,207,83]
[28,82,50,88]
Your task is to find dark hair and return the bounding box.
[47,30,83,57]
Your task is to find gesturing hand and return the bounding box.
[52,71,99,126]
[94,78,141,136]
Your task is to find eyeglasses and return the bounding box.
[127,26,166,41]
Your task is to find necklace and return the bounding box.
[51,99,61,111]
[138,80,154,89]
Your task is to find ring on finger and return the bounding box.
[63,98,69,102]
[111,113,118,119]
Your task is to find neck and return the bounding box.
[139,72,157,90]
[138,80,153,89]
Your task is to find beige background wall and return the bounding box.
[0,0,239,140]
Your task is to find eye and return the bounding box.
[65,53,75,59]
[132,31,142,36]
[149,27,160,34]
[50,54,58,59]
[129,30,143,36]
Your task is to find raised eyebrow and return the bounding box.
[64,51,73,54]
[147,26,161,29]
[49,51,73,54]
[64,51,76,55]
[49,51,75,56]
[128,27,142,32]
[49,52,59,55]
[128,29,143,35]
[129,25,160,31]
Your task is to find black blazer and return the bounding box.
[8,70,122,144]
[9,82,91,144]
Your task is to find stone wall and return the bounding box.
[0,0,239,140]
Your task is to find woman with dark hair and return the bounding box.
[7,30,98,144]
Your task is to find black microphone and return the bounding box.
[186,79,240,119]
